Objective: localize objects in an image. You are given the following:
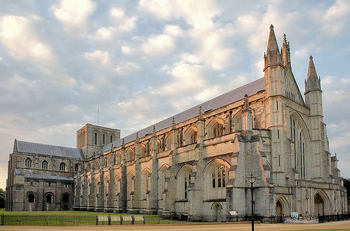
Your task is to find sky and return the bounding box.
[0,0,350,190]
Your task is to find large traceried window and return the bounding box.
[115,174,121,196]
[177,165,193,200]
[141,169,150,200]
[127,172,135,197]
[208,119,224,139]
[115,152,122,164]
[205,160,229,200]
[25,158,32,168]
[290,115,308,179]
[184,127,197,145]
[213,123,224,138]
[126,148,134,161]
[158,165,169,201]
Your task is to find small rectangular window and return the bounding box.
[277,130,279,139]
[110,135,113,143]
[94,133,97,145]
[278,155,281,167]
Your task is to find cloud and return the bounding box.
[85,50,113,67]
[0,15,53,62]
[110,7,137,32]
[138,0,221,29]
[88,27,114,41]
[51,0,96,34]
[158,62,207,95]
[323,0,350,34]
[142,34,175,58]
[0,15,76,88]
[164,24,184,37]
[114,62,140,75]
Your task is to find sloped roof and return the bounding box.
[15,168,74,182]
[15,140,83,160]
[97,77,265,154]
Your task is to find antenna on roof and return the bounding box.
[97,106,99,125]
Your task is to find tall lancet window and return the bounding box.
[206,162,228,200]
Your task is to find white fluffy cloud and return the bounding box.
[0,15,53,62]
[110,7,137,32]
[85,50,113,67]
[139,0,221,29]
[159,62,207,96]
[142,34,175,58]
[114,62,140,75]
[323,0,350,34]
[51,0,96,34]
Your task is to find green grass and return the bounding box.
[0,208,185,226]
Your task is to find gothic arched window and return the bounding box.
[42,160,48,169]
[25,158,32,168]
[177,165,193,200]
[205,161,229,200]
[59,162,66,171]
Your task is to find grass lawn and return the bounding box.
[0,208,181,226]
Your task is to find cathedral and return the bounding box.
[6,25,347,221]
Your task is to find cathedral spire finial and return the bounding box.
[305,55,321,94]
[172,117,176,130]
[153,125,157,137]
[307,55,318,81]
[265,24,282,69]
[198,106,203,121]
[136,133,139,143]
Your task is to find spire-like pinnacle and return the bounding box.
[198,106,203,120]
[122,139,125,148]
[136,133,139,143]
[265,24,282,69]
[307,55,318,81]
[172,117,176,130]
[267,24,279,53]
[305,55,321,94]
[153,126,157,137]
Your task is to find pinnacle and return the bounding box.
[307,55,318,81]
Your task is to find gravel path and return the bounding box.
[0,220,350,231]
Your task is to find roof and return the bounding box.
[15,140,84,160]
[15,168,74,182]
[97,77,265,154]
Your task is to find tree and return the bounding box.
[0,188,4,208]
[344,178,350,199]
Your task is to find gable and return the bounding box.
[284,68,305,106]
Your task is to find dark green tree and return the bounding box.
[344,178,350,199]
[0,188,4,208]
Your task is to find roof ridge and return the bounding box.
[95,77,265,155]
[17,140,79,150]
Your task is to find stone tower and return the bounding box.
[304,56,328,181]
[77,124,120,158]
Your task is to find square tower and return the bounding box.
[77,124,120,158]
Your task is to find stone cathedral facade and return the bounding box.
[6,26,347,221]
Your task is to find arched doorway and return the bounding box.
[276,201,282,216]
[276,200,283,223]
[62,193,70,211]
[314,194,324,216]
[212,203,222,222]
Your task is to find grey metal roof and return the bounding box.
[14,168,74,182]
[15,140,84,160]
[97,77,265,155]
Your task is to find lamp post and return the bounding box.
[248,173,256,231]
